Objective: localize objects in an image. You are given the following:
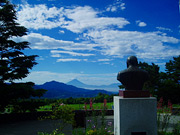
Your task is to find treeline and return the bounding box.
[37,93,117,105]
[55,93,117,104]
[138,55,180,104]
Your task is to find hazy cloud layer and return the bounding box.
[19,71,118,85]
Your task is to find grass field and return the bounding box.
[37,102,114,112]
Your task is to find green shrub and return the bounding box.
[38,102,75,135]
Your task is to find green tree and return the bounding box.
[0,0,46,112]
[165,55,180,85]
[157,56,180,103]
[139,62,160,96]
[139,56,180,103]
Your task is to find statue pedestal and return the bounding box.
[114,96,157,135]
[119,90,150,98]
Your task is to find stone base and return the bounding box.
[119,90,150,98]
[114,96,157,135]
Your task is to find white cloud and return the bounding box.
[51,50,94,57]
[17,4,64,29]
[56,58,87,62]
[62,6,129,33]
[156,27,173,32]
[136,20,147,27]
[15,3,180,61]
[14,32,96,51]
[14,30,180,61]
[85,30,180,59]
[19,71,118,85]
[14,33,73,50]
[15,30,180,61]
[17,4,129,32]
[98,59,111,62]
[106,0,126,12]
[120,3,126,10]
[57,59,81,62]
[51,54,61,57]
[37,56,45,60]
[59,30,65,34]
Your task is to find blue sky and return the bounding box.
[11,0,180,85]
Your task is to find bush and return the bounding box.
[38,102,75,135]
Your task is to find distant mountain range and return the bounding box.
[67,79,120,92]
[34,80,118,99]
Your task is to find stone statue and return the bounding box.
[117,56,149,91]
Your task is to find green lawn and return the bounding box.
[37,102,114,112]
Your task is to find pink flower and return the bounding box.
[90,99,93,110]
[60,103,64,106]
[104,99,107,108]
[157,97,163,109]
[108,122,112,126]
[168,100,173,113]
[84,102,87,111]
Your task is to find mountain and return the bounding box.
[67,79,87,87]
[67,79,120,92]
[34,80,113,99]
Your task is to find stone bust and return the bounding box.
[117,56,149,91]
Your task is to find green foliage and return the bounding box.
[49,104,75,125]
[0,0,46,112]
[157,98,171,132]
[39,100,113,135]
[157,97,180,135]
[72,103,113,135]
[38,130,65,135]
[158,131,175,135]
[11,99,46,113]
[158,79,180,104]
[165,56,180,85]
[37,102,113,112]
[172,121,180,135]
[159,55,180,104]
[39,102,75,134]
[0,82,46,112]
[48,93,117,105]
[81,99,113,135]
[0,0,37,83]
[139,62,160,96]
[139,55,180,103]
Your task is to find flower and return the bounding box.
[87,119,92,123]
[157,97,163,109]
[104,99,107,107]
[92,125,96,129]
[108,122,112,126]
[168,100,173,113]
[84,102,87,111]
[90,99,93,109]
[60,103,64,106]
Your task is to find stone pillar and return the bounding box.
[114,96,157,135]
